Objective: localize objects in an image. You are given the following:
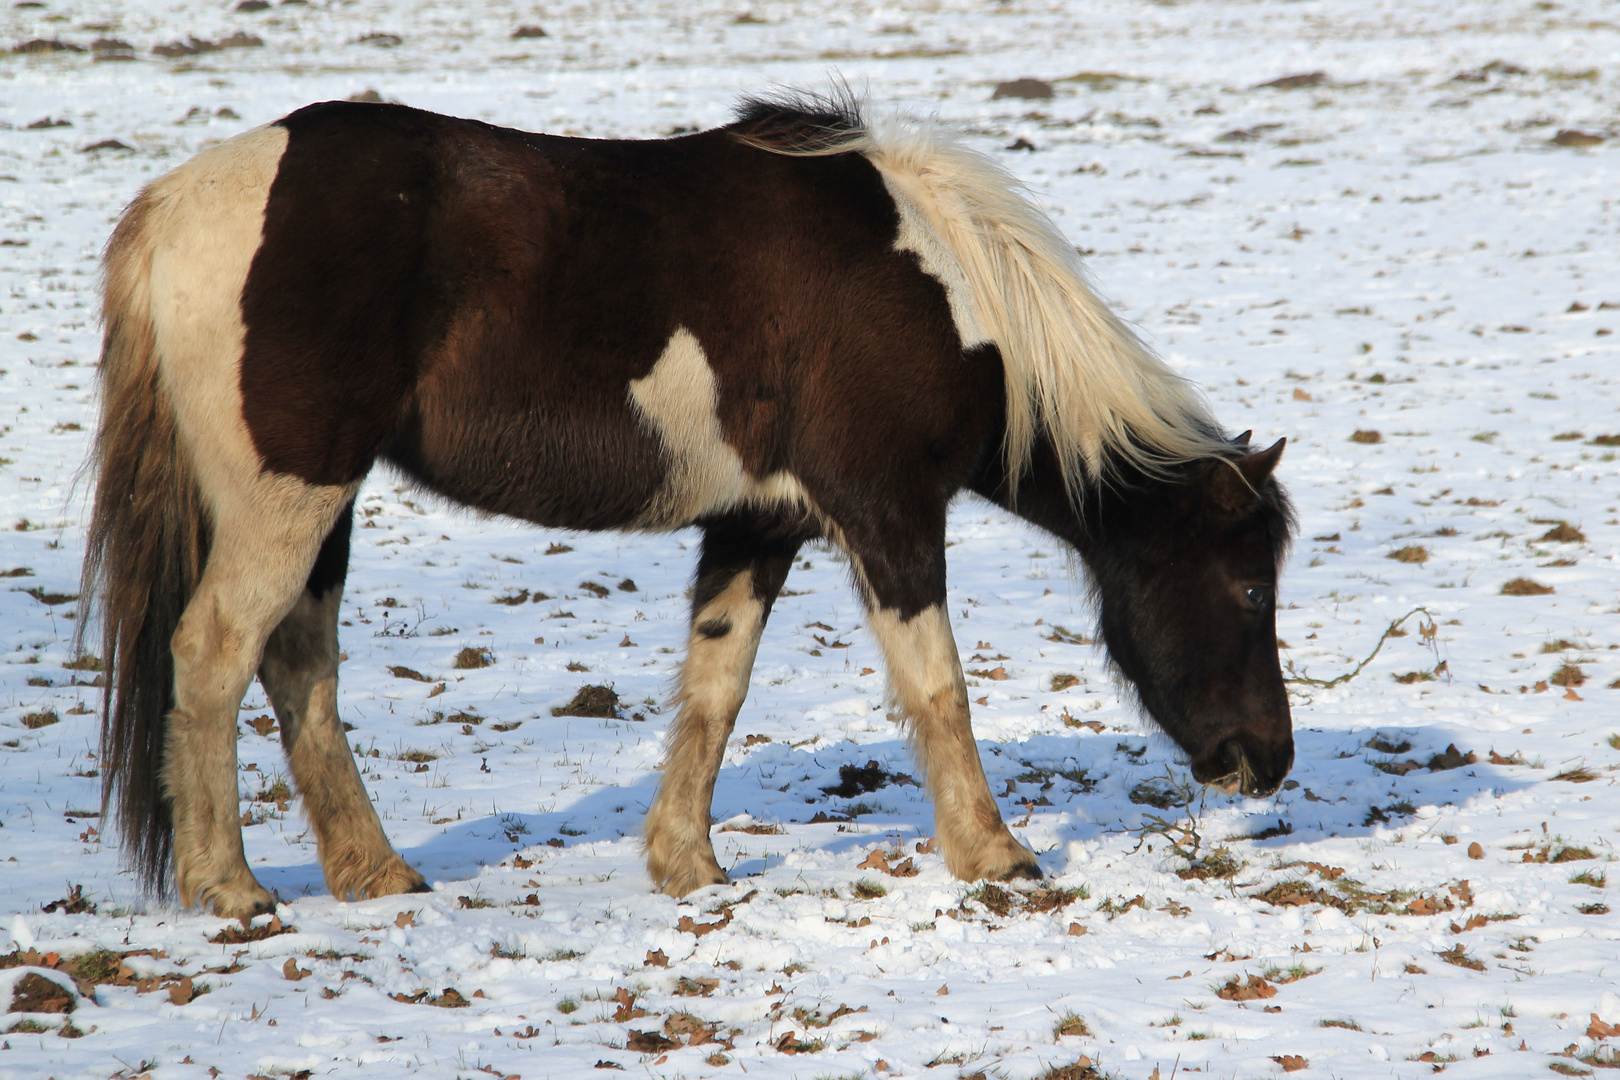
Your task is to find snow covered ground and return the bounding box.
[1,0,1617,1077]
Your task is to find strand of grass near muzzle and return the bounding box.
[1284,607,1440,690]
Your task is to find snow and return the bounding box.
[1,0,1617,1077]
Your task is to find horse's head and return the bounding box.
[1086,436,1295,797]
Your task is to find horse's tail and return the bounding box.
[78,188,209,897]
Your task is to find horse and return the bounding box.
[80,91,1296,920]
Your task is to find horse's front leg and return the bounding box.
[644,517,801,897]
[857,541,1042,883]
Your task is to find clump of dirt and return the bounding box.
[208,916,294,945]
[1349,429,1382,444]
[969,884,1017,917]
[1256,71,1327,89]
[1022,885,1087,914]
[1255,875,1452,917]
[1217,974,1276,1001]
[152,31,263,57]
[992,77,1054,100]
[1177,849,1243,881]
[1128,779,1180,809]
[821,760,910,797]
[9,972,74,1013]
[389,987,469,1008]
[551,684,620,718]
[1426,744,1478,771]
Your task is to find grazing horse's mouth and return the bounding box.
[1204,768,1281,800]
[1195,740,1288,799]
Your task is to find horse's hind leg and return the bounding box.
[644,516,803,896]
[165,480,354,919]
[260,503,427,901]
[850,528,1042,884]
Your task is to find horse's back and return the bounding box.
[150,101,996,532]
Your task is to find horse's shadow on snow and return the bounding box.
[255,721,1533,899]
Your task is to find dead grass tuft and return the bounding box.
[551,684,620,718]
[1538,522,1586,543]
[1500,578,1554,596]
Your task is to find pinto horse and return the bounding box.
[81,93,1295,919]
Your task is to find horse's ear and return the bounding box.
[1231,429,1252,448]
[1239,437,1285,487]
[1209,438,1285,513]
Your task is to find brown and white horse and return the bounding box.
[81,93,1295,919]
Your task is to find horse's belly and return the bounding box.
[386,330,813,533]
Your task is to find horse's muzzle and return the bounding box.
[1192,734,1294,798]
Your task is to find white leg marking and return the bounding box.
[644,571,767,896]
[867,604,1040,883]
[165,481,354,917]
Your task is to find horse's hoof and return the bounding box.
[944,829,1042,884]
[652,861,729,899]
[330,855,428,901]
[992,857,1044,883]
[199,878,277,922]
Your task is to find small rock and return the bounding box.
[511,25,548,39]
[1255,72,1327,90]
[992,77,1053,100]
[13,38,85,54]
[1551,129,1603,148]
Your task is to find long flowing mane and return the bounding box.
[733,91,1232,497]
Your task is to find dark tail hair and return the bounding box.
[78,190,209,897]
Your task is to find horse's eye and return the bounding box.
[1246,586,1271,608]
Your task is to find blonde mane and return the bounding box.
[736,96,1231,497]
